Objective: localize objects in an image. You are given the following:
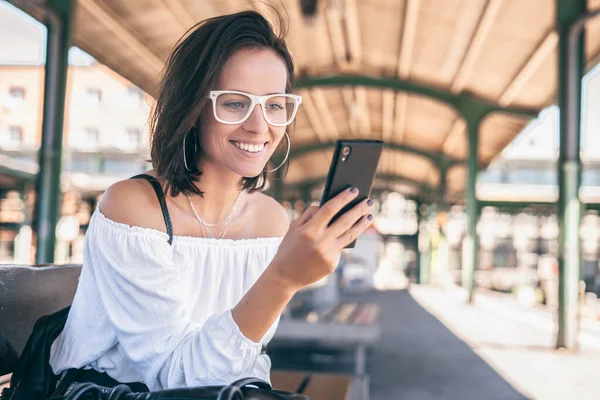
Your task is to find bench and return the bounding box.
[0,264,82,390]
[0,264,380,399]
[270,301,381,400]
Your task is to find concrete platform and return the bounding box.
[344,286,600,400]
[343,288,527,400]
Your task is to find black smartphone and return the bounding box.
[319,139,384,248]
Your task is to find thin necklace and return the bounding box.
[186,191,242,239]
[186,191,242,226]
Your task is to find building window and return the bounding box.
[5,87,25,109]
[104,159,145,174]
[9,87,25,100]
[85,128,99,145]
[84,88,102,107]
[8,126,23,144]
[69,157,92,173]
[127,127,141,147]
[123,87,143,109]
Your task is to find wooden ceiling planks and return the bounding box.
[9,0,600,200]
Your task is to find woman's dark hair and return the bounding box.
[149,8,295,197]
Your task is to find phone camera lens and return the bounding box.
[342,146,351,156]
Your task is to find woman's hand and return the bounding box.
[269,187,374,293]
[232,187,373,342]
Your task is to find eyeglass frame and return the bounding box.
[208,90,302,127]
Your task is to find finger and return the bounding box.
[291,205,319,228]
[332,213,373,250]
[323,198,373,243]
[310,187,359,231]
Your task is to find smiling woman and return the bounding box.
[194,47,298,181]
[45,6,375,396]
[149,11,297,198]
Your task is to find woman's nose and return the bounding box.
[242,104,269,132]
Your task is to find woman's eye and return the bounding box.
[267,103,284,111]
[225,102,245,109]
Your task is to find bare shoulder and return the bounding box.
[248,192,290,237]
[98,173,169,232]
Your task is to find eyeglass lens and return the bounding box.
[215,93,297,125]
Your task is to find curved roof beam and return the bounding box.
[287,141,463,170]
[161,0,197,30]
[450,0,503,93]
[498,30,558,107]
[397,0,421,80]
[78,0,164,73]
[295,75,540,119]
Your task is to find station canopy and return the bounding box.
[10,0,600,201]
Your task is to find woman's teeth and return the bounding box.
[232,141,265,153]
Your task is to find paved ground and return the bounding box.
[344,286,600,400]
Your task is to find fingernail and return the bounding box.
[367,198,374,206]
[349,187,358,193]
[367,214,373,221]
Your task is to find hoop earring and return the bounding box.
[269,131,290,173]
[183,130,197,172]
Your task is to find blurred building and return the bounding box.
[0,2,151,263]
[368,68,600,300]
[472,69,600,298]
[478,99,600,203]
[0,63,152,180]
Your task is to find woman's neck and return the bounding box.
[187,162,245,224]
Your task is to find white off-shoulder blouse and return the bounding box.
[49,209,283,391]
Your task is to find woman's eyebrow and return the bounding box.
[222,89,287,96]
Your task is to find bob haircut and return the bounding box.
[149,8,295,198]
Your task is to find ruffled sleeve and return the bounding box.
[50,211,265,390]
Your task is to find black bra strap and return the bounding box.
[130,174,173,245]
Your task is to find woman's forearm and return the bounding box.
[231,189,371,343]
[231,260,299,343]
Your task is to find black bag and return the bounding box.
[49,378,312,400]
[1,306,71,400]
[1,306,312,400]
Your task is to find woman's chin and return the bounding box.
[236,166,265,179]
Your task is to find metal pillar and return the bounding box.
[415,200,422,284]
[300,185,312,207]
[438,167,447,209]
[556,0,587,350]
[14,182,34,264]
[419,204,434,285]
[461,111,483,303]
[34,0,75,264]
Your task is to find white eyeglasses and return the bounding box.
[209,90,302,127]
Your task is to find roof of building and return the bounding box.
[7,0,600,201]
